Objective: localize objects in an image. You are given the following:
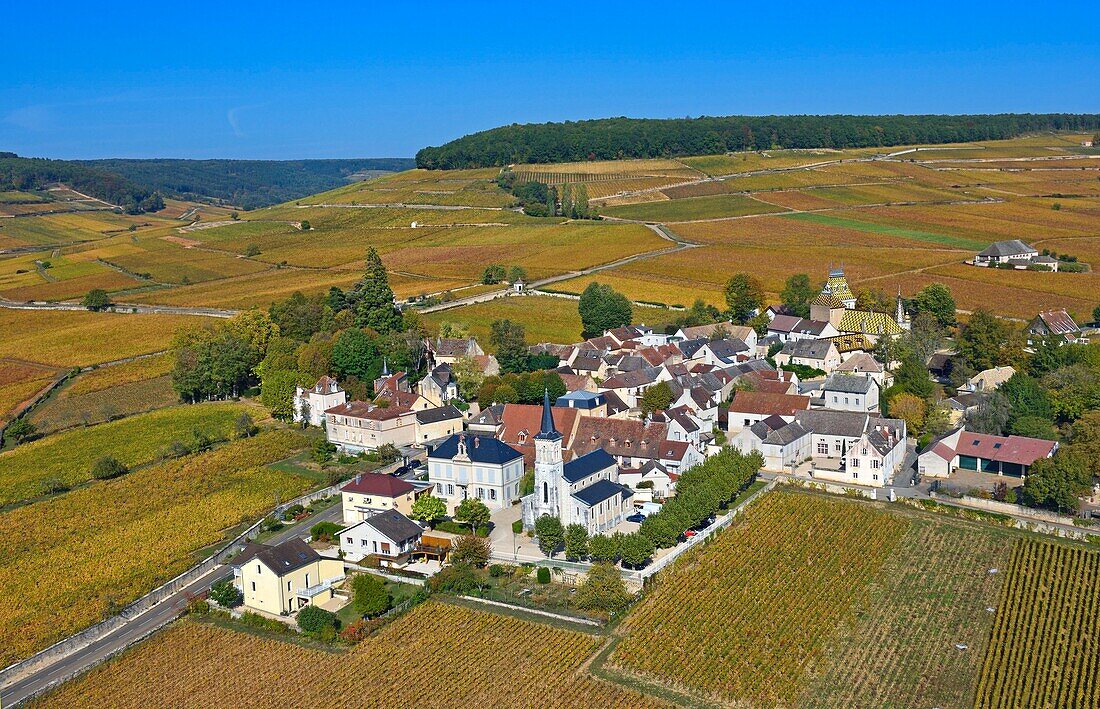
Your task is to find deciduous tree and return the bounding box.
[724,273,764,324]
[578,282,632,339]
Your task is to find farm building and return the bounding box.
[973,240,1058,270]
[917,428,1058,478]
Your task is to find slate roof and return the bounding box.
[429,434,523,465]
[677,338,708,360]
[602,367,659,389]
[602,391,631,416]
[780,339,836,361]
[360,509,423,545]
[327,400,413,421]
[341,473,416,497]
[556,390,606,409]
[768,314,804,333]
[706,338,749,363]
[751,420,811,446]
[563,448,617,483]
[794,409,871,438]
[415,404,464,425]
[469,403,505,427]
[233,538,319,575]
[978,239,1036,257]
[572,478,633,507]
[823,373,875,395]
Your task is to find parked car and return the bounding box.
[626,513,646,523]
[407,459,423,470]
[391,465,410,476]
[684,529,698,538]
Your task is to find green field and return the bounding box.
[600,193,786,222]
[780,211,988,249]
[0,403,248,506]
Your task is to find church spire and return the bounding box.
[535,388,561,440]
[381,357,390,376]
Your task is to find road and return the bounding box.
[417,223,697,314]
[0,296,238,319]
[0,503,342,707]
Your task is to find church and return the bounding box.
[521,391,634,536]
[810,268,908,347]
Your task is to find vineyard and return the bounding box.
[974,540,1100,709]
[608,490,910,706]
[797,518,1014,707]
[35,602,667,708]
[0,402,248,506]
[0,430,311,666]
[29,373,179,434]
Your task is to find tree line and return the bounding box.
[0,155,164,214]
[416,114,1100,169]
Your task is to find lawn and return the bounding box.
[600,193,786,222]
[0,402,248,506]
[0,430,311,666]
[35,602,664,708]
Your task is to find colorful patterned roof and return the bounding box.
[825,333,874,352]
[822,270,855,302]
[810,292,845,308]
[838,310,903,336]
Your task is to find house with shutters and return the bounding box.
[521,392,634,536]
[834,352,890,387]
[427,433,525,513]
[325,400,418,452]
[732,415,812,472]
[813,421,907,487]
[339,509,425,567]
[231,538,344,616]
[918,428,1057,479]
[340,473,420,523]
[821,373,880,413]
[293,376,347,427]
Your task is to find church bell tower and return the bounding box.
[533,389,563,519]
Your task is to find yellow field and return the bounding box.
[0,429,310,667]
[680,149,846,176]
[36,602,666,709]
[0,309,201,368]
[423,294,584,346]
[65,352,174,395]
[0,360,60,424]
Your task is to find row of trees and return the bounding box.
[416,114,1100,169]
[494,170,593,218]
[533,515,656,569]
[481,264,526,285]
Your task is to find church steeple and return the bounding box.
[535,388,561,441]
[381,357,390,377]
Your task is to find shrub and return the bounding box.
[296,605,338,633]
[209,579,242,608]
[451,535,491,567]
[511,519,523,534]
[488,564,506,578]
[4,418,38,445]
[352,573,391,618]
[536,566,551,584]
[310,520,343,542]
[261,515,284,532]
[90,456,129,480]
[240,611,287,633]
[339,618,384,644]
[187,598,210,615]
[573,562,631,613]
[429,562,482,594]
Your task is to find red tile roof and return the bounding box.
[498,404,581,465]
[956,431,1057,466]
[728,391,811,416]
[326,400,413,421]
[341,473,415,497]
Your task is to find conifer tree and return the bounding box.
[352,247,402,333]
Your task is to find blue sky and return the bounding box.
[2,2,1097,159]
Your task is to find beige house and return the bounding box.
[774,339,842,374]
[414,404,464,444]
[231,538,344,616]
[325,400,417,452]
[340,473,420,523]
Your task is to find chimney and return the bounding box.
[355,473,361,484]
[473,437,480,448]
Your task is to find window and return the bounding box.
[287,580,291,591]
[490,489,497,500]
[817,442,829,455]
[373,541,378,552]
[447,484,454,495]
[851,458,860,468]
[251,581,256,591]
[744,418,751,427]
[476,487,484,500]
[543,481,549,504]
[852,472,859,479]
[346,536,352,544]
[361,539,367,546]
[835,442,842,452]
[435,483,443,494]
[871,460,880,469]
[256,564,261,574]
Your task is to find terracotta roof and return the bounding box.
[571,418,669,460]
[341,473,416,497]
[835,352,884,374]
[729,391,811,416]
[659,440,692,462]
[498,404,581,465]
[1035,309,1080,336]
[956,431,1057,466]
[311,376,341,394]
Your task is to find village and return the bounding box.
[218,267,1100,628]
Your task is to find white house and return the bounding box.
[774,339,842,373]
[812,423,906,487]
[419,364,460,406]
[294,376,346,427]
[521,391,634,536]
[617,461,676,499]
[427,433,525,514]
[821,373,880,413]
[339,509,424,567]
[325,400,418,452]
[834,352,889,387]
[726,391,812,436]
[732,417,812,472]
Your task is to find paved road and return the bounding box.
[0,297,238,319]
[0,503,341,707]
